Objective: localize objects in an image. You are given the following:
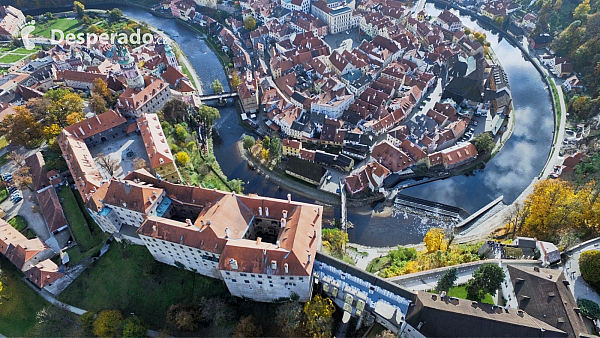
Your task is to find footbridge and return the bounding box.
[314,253,415,334]
[199,92,238,101]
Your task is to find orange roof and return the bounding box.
[441,143,478,166]
[26,259,64,288]
[96,178,164,214]
[137,114,175,169]
[58,132,103,199]
[118,78,168,111]
[0,219,47,271]
[64,110,127,139]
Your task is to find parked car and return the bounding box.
[8,187,16,193]
[469,128,475,133]
[471,121,478,126]
[12,197,22,203]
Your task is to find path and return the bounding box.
[22,278,87,315]
[541,77,567,178]
[562,238,600,305]
[177,45,204,94]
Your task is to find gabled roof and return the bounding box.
[38,187,68,233]
[99,178,164,214]
[137,114,175,169]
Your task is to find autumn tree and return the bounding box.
[243,135,255,150]
[569,96,591,120]
[166,303,202,331]
[262,136,270,150]
[322,228,349,260]
[27,97,52,121]
[66,112,84,126]
[234,315,263,338]
[90,94,107,115]
[122,316,147,338]
[231,72,242,89]
[436,267,458,292]
[276,301,303,337]
[92,310,123,338]
[92,78,111,99]
[553,0,562,11]
[96,153,120,177]
[580,250,600,285]
[376,330,396,338]
[244,16,257,31]
[73,1,85,18]
[7,151,25,168]
[44,88,84,127]
[44,124,62,141]
[474,132,495,153]
[466,263,505,301]
[423,228,448,252]
[303,294,335,338]
[132,158,148,171]
[261,148,270,160]
[573,0,591,20]
[0,106,43,146]
[212,79,224,94]
[176,151,190,166]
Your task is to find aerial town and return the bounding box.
[0,0,599,337]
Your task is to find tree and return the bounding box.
[423,228,448,252]
[27,97,52,121]
[303,294,335,338]
[92,78,111,99]
[96,153,120,177]
[197,104,221,127]
[553,0,563,11]
[570,96,591,120]
[322,228,349,259]
[262,136,270,150]
[579,250,600,284]
[7,151,25,168]
[89,94,107,115]
[231,72,242,89]
[464,28,471,35]
[80,312,95,336]
[176,151,190,166]
[261,148,270,160]
[175,125,189,141]
[92,310,123,338]
[436,267,458,292]
[43,124,62,141]
[578,299,600,320]
[474,132,495,153]
[494,16,504,27]
[573,0,591,20]
[162,99,189,124]
[166,303,202,331]
[44,89,84,127]
[276,301,303,337]
[66,112,84,126]
[466,263,505,301]
[211,79,224,94]
[109,8,123,22]
[269,136,282,161]
[198,297,234,327]
[234,315,263,338]
[73,1,85,19]
[122,316,147,338]
[132,158,148,171]
[244,16,257,31]
[0,106,43,146]
[376,330,396,338]
[243,135,255,150]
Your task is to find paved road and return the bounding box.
[562,238,600,304]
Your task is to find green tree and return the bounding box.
[262,136,270,150]
[212,79,224,94]
[436,267,458,292]
[44,88,84,127]
[109,8,123,22]
[577,299,600,319]
[269,136,282,161]
[553,0,563,11]
[80,312,95,336]
[579,250,600,284]
[244,16,257,31]
[303,294,335,338]
[276,301,303,337]
[234,315,263,338]
[243,135,255,150]
[569,96,591,120]
[122,316,147,338]
[466,263,505,301]
[162,99,189,124]
[322,228,348,259]
[176,125,188,141]
[73,1,85,18]
[474,132,495,153]
[197,104,221,127]
[93,310,123,338]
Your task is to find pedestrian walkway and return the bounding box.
[23,277,87,315]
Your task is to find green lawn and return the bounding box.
[0,136,8,150]
[0,152,10,167]
[448,285,495,305]
[8,215,28,232]
[33,18,85,39]
[58,244,229,330]
[0,53,28,63]
[0,187,8,203]
[0,255,50,336]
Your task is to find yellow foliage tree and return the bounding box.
[66,112,84,126]
[303,294,335,338]
[43,124,62,141]
[261,148,269,160]
[423,227,448,252]
[176,151,190,166]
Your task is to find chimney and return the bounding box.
[148,196,153,204]
[185,219,192,227]
[308,254,311,263]
[283,210,288,219]
[256,237,262,245]
[287,193,291,202]
[230,258,238,270]
[200,220,205,226]
[276,240,280,248]
[152,225,156,232]
[284,263,289,274]
[225,227,231,238]
[265,207,269,217]
[259,206,263,216]
[271,260,277,270]
[281,218,286,228]
[96,114,101,124]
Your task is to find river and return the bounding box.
[117,5,553,246]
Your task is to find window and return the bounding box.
[225,272,231,275]
[251,274,255,278]
[240,273,247,277]
[281,277,285,280]
[257,281,263,285]
[231,279,237,283]
[244,280,250,284]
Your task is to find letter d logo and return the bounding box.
[20,25,36,50]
